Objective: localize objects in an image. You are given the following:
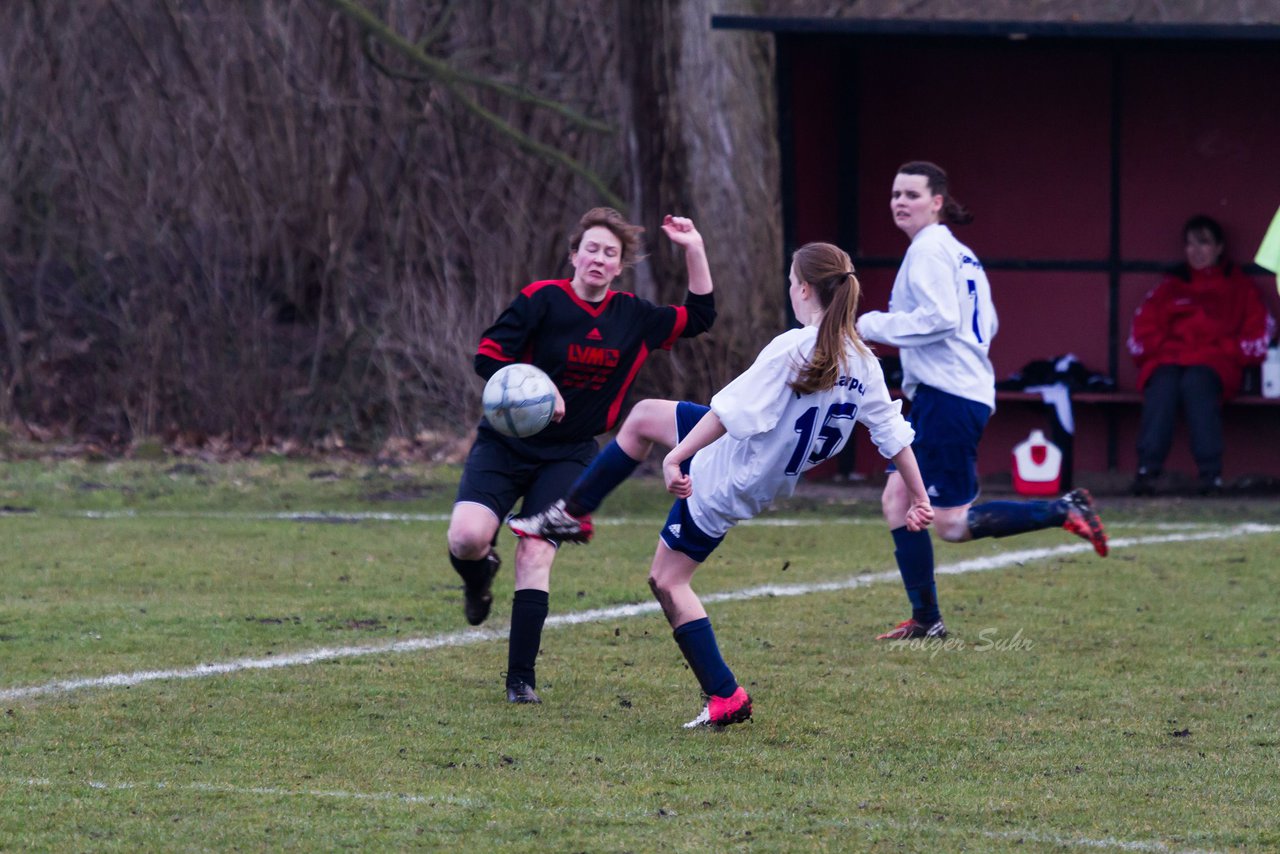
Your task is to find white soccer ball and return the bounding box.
[482,363,557,438]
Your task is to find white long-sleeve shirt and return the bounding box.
[687,326,915,538]
[857,223,998,410]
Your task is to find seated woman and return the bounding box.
[1127,215,1273,495]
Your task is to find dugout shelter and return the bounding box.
[714,13,1280,486]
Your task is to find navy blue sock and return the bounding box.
[507,589,549,688]
[967,499,1067,540]
[565,440,641,516]
[672,617,738,698]
[891,526,939,624]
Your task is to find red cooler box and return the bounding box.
[1012,429,1062,496]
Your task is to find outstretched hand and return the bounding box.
[660,215,703,250]
[905,496,934,532]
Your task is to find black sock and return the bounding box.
[449,552,490,589]
[507,589,550,688]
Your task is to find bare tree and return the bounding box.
[0,0,782,452]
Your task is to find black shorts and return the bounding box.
[454,425,598,521]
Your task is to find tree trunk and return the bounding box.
[618,0,784,402]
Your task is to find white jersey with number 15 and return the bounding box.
[687,325,915,538]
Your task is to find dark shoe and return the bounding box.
[876,617,948,640]
[683,686,752,729]
[1061,488,1108,557]
[463,551,500,626]
[508,498,594,543]
[1198,475,1223,496]
[1130,471,1156,496]
[506,679,542,704]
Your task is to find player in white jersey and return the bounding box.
[511,242,934,728]
[678,320,913,539]
[857,161,1110,642]
[869,203,998,410]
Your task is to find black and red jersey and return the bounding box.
[475,279,715,443]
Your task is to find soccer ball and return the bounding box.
[482,363,557,438]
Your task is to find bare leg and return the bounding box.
[647,539,706,628]
[882,471,971,541]
[614,398,682,460]
[508,399,687,542]
[447,501,500,561]
[513,536,556,592]
[649,538,751,725]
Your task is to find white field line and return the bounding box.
[2,524,1275,704]
[977,827,1217,854]
[7,777,1221,853]
[14,776,469,807]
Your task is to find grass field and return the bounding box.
[2,458,1279,851]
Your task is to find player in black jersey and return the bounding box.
[448,206,716,704]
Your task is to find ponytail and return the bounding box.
[790,244,871,396]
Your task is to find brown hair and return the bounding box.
[898,160,973,226]
[568,207,645,268]
[789,242,871,395]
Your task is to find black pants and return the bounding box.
[1136,364,1224,479]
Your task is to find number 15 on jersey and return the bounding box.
[784,403,857,476]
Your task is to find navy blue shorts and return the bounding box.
[889,384,991,508]
[657,401,725,563]
[455,425,597,521]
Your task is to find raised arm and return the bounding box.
[661,215,713,296]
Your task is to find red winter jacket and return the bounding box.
[1127,263,1272,399]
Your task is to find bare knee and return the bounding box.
[647,572,665,598]
[618,399,676,456]
[933,508,973,543]
[880,476,910,526]
[879,489,900,521]
[648,572,676,615]
[629,398,667,423]
[648,570,675,602]
[514,536,556,590]
[447,528,489,560]
[447,511,497,560]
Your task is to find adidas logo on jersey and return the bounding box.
[667,523,682,539]
[927,485,940,498]
[586,327,603,341]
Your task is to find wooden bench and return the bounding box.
[833,387,1279,485]
[990,389,1280,485]
[997,390,1280,407]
